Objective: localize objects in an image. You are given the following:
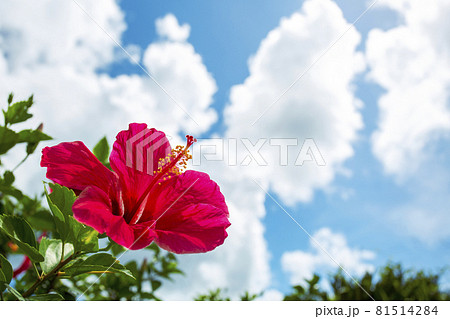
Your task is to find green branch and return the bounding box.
[22,253,78,298]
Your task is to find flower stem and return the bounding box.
[60,242,65,263]
[22,253,77,298]
[98,240,114,252]
[32,262,41,278]
[58,270,114,275]
[12,154,29,172]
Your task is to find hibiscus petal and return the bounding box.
[155,203,230,254]
[146,170,229,221]
[41,141,117,194]
[109,123,171,213]
[13,256,32,278]
[73,186,156,250]
[148,171,230,254]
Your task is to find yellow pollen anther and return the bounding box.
[155,140,194,183]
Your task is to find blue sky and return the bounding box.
[1,0,450,299]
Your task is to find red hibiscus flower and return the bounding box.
[40,123,230,253]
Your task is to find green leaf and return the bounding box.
[28,293,64,301]
[0,196,15,215]
[93,136,110,164]
[63,253,134,280]
[3,95,33,125]
[3,171,15,185]
[7,93,13,105]
[44,188,67,241]
[5,284,25,300]
[0,126,19,155]
[17,129,52,144]
[48,183,76,217]
[39,237,74,274]
[44,183,76,241]
[44,183,100,252]
[110,241,126,256]
[151,280,162,291]
[27,210,56,232]
[0,184,23,200]
[0,253,13,287]
[125,260,138,277]
[0,215,44,262]
[69,216,99,252]
[21,124,51,155]
[44,184,100,252]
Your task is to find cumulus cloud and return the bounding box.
[367,0,450,177]
[367,0,450,244]
[388,160,450,245]
[224,0,365,205]
[142,16,218,134]
[281,228,375,286]
[0,0,125,72]
[0,0,218,190]
[258,289,284,301]
[155,13,191,42]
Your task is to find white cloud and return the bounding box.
[367,0,450,177]
[367,0,450,245]
[388,161,450,245]
[0,0,125,72]
[142,32,218,134]
[155,13,191,42]
[224,0,364,205]
[392,208,450,246]
[258,289,284,301]
[0,1,218,187]
[282,228,375,286]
